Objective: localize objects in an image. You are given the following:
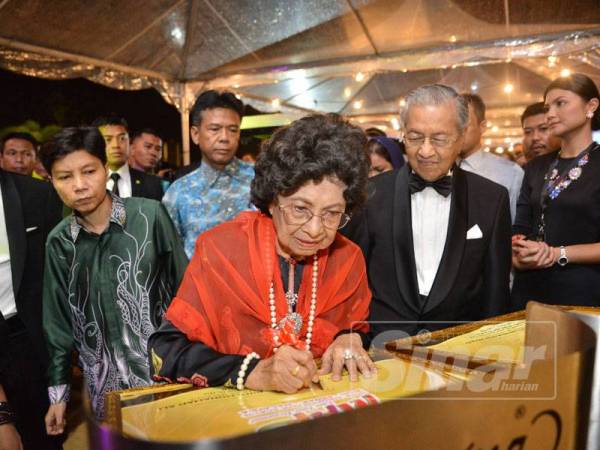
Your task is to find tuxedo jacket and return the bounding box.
[0,169,63,370]
[130,167,164,201]
[343,166,512,340]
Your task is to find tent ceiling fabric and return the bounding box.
[1,0,600,138]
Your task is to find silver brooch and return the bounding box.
[280,312,303,335]
[568,167,582,180]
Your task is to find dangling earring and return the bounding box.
[586,111,594,119]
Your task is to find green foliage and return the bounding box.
[0,120,61,143]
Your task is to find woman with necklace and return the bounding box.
[149,114,375,393]
[512,73,600,309]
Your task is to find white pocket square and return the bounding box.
[26,226,38,233]
[466,224,483,240]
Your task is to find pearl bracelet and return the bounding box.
[236,352,260,390]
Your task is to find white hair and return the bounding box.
[400,84,469,133]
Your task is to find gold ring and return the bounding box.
[292,365,301,376]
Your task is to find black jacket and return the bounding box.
[130,167,164,201]
[343,166,512,342]
[0,170,63,372]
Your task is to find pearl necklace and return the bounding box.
[269,254,318,351]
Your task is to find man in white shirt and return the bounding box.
[344,84,511,341]
[459,94,524,222]
[92,115,164,201]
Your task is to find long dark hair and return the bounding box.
[544,73,600,130]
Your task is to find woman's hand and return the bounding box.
[0,423,23,450]
[512,237,557,270]
[245,345,318,394]
[45,402,67,435]
[319,333,376,382]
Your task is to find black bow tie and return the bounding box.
[409,171,452,197]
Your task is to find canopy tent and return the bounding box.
[1,0,599,162]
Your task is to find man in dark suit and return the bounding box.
[0,168,63,449]
[130,165,164,200]
[344,84,511,343]
[92,115,164,201]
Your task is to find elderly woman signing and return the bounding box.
[149,114,375,393]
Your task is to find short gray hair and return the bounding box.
[400,84,469,133]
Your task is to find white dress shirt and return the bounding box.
[107,164,132,198]
[411,186,452,296]
[460,149,523,222]
[0,185,17,318]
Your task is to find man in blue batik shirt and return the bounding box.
[163,91,255,258]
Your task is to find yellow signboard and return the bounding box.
[120,359,449,442]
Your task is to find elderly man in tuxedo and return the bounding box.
[344,84,511,343]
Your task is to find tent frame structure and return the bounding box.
[1,0,599,163]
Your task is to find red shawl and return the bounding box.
[165,211,370,358]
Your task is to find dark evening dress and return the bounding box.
[512,144,600,309]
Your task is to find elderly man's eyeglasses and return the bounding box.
[278,204,351,230]
[404,134,458,149]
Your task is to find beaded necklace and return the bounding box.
[536,142,598,240]
[268,254,318,352]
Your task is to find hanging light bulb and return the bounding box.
[271,98,281,108]
[492,125,499,133]
[355,72,365,82]
[547,55,558,67]
[343,87,352,98]
[170,26,184,43]
[503,83,514,94]
[560,68,571,77]
[470,81,479,92]
[391,117,400,130]
[398,98,406,107]
[353,100,363,110]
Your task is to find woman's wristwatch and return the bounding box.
[557,246,569,266]
[0,402,16,426]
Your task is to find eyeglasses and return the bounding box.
[404,134,458,149]
[278,204,351,230]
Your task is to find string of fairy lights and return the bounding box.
[230,52,580,154]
